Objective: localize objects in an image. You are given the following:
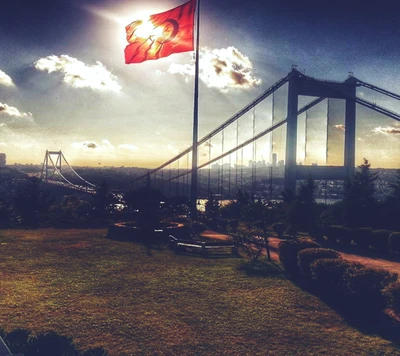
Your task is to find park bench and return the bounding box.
[169,235,239,257]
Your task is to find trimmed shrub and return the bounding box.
[308,225,325,241]
[278,238,320,277]
[352,227,373,248]
[370,229,392,252]
[342,266,397,314]
[297,248,341,279]
[326,225,351,245]
[383,281,400,315]
[310,258,362,297]
[2,329,109,356]
[389,232,400,254]
[272,222,286,238]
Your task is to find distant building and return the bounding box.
[0,153,6,166]
[278,160,284,167]
[272,153,277,167]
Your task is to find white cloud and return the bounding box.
[72,139,115,153]
[168,46,262,92]
[0,70,14,87]
[118,143,139,151]
[333,124,345,131]
[0,102,34,128]
[34,55,121,93]
[373,126,400,135]
[163,144,180,155]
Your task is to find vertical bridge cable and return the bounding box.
[208,139,212,193]
[187,154,190,198]
[221,129,225,199]
[326,98,330,165]
[252,107,256,199]
[235,120,239,194]
[177,158,180,196]
[168,164,172,197]
[269,92,275,200]
[305,108,308,165]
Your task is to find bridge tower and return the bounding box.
[284,69,359,193]
[40,150,63,182]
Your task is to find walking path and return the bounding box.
[200,229,400,275]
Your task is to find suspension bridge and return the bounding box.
[40,67,400,203]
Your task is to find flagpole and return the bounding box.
[190,0,200,217]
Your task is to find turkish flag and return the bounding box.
[125,0,196,64]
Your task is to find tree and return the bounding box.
[13,177,53,227]
[284,176,317,234]
[205,191,220,219]
[380,168,400,230]
[91,179,114,219]
[343,158,378,228]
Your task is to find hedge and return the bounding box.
[326,225,351,245]
[369,229,392,252]
[342,265,397,314]
[278,238,320,277]
[0,329,108,356]
[297,248,341,279]
[352,227,373,248]
[310,258,361,297]
[389,232,400,254]
[383,281,400,316]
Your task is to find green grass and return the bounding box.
[0,228,399,356]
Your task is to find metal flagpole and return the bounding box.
[190,0,200,217]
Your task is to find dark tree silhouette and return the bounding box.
[91,179,114,219]
[380,167,400,230]
[13,176,52,227]
[343,158,378,228]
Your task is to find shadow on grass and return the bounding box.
[238,259,285,278]
[289,277,400,346]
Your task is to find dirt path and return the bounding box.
[200,230,400,275]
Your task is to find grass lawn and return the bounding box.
[0,228,399,356]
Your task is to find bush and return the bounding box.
[370,229,392,252]
[272,222,286,238]
[383,281,400,315]
[352,227,372,248]
[310,258,361,297]
[389,232,400,254]
[308,225,325,241]
[326,225,351,245]
[2,329,108,356]
[342,266,397,314]
[278,238,320,277]
[297,248,341,279]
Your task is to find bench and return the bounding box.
[169,235,239,257]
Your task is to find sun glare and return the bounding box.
[134,20,158,39]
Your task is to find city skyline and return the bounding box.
[0,0,399,169]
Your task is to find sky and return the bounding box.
[0,0,399,169]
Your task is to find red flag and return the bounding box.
[125,0,196,64]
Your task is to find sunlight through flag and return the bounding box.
[125,0,196,64]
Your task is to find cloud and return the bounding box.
[0,102,34,128]
[34,55,121,93]
[72,139,115,152]
[168,46,262,92]
[333,124,345,131]
[118,143,139,151]
[373,126,400,135]
[0,70,14,87]
[84,142,98,149]
[163,144,180,155]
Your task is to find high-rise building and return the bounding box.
[272,153,277,167]
[0,153,6,166]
